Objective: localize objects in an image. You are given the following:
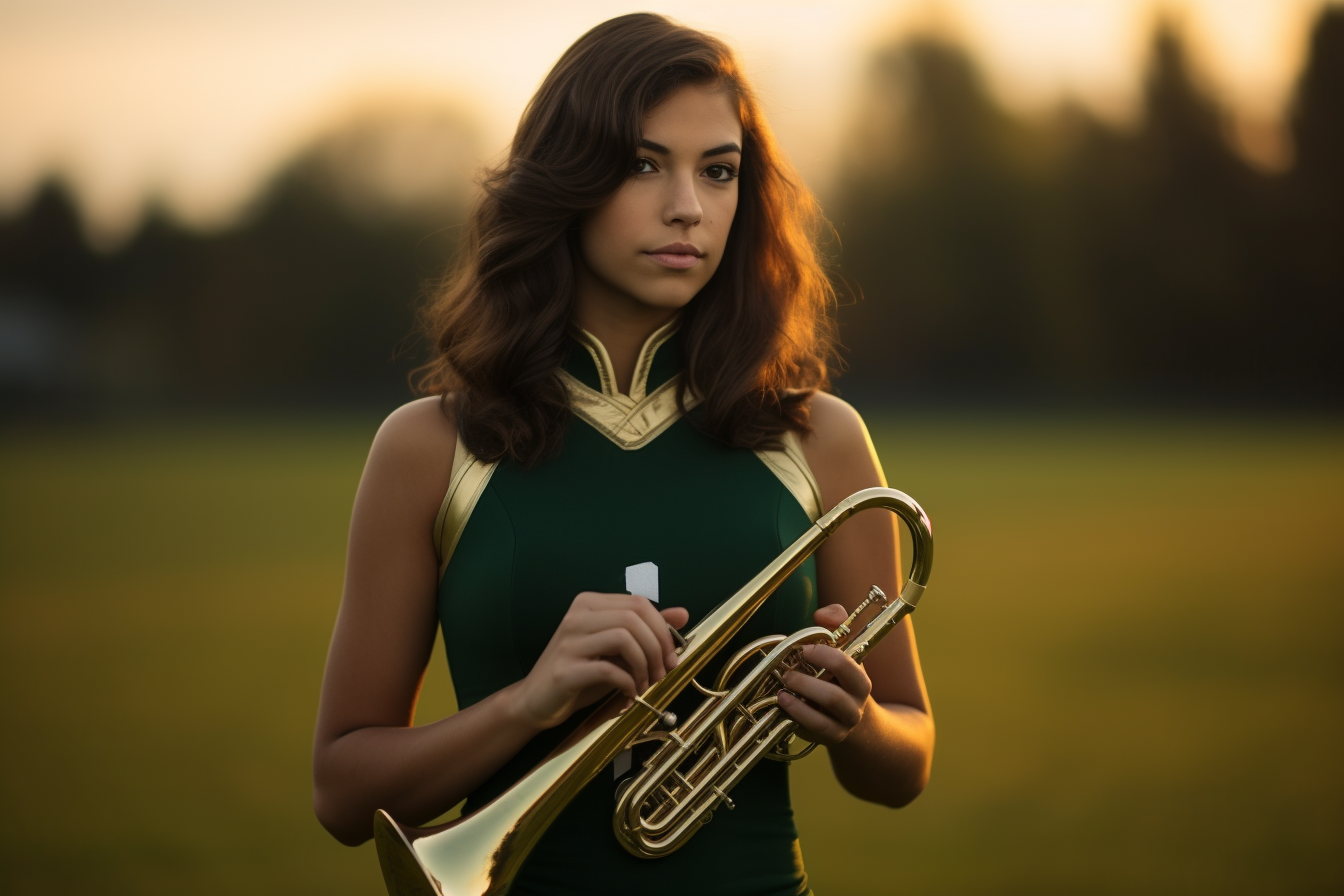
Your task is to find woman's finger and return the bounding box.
[572,594,678,675]
[616,606,668,684]
[571,629,650,692]
[620,594,680,669]
[570,609,666,682]
[776,690,847,745]
[559,660,638,699]
[660,606,690,633]
[781,673,863,728]
[813,603,849,629]
[802,645,871,701]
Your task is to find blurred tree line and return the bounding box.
[832,8,1343,406]
[1,9,1341,416]
[0,103,474,413]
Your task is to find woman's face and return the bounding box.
[577,83,743,320]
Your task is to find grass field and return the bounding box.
[1,414,1340,894]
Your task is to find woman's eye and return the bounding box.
[705,164,739,182]
[632,158,657,175]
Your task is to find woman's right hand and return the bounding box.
[508,592,690,731]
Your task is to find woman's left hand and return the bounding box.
[775,604,873,747]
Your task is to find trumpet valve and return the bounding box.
[832,584,889,642]
[667,623,688,653]
[633,694,677,728]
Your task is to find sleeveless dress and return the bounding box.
[435,318,823,896]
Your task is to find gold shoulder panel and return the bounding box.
[433,431,499,577]
[754,430,823,522]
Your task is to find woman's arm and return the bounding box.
[786,392,935,808]
[312,397,533,845]
[312,398,685,845]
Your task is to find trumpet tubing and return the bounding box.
[613,625,836,857]
[375,487,934,896]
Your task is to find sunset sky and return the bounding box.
[0,0,1332,245]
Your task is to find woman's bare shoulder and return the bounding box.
[361,396,458,521]
[801,392,875,465]
[798,391,886,505]
[374,395,456,455]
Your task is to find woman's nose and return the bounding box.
[663,175,702,227]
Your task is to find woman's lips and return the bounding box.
[644,243,703,270]
[645,251,701,269]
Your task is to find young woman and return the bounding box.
[313,13,933,896]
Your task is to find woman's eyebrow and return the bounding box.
[701,142,742,158]
[638,139,742,158]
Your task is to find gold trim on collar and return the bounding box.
[570,316,682,402]
[433,431,499,577]
[560,371,700,450]
[574,334,617,397]
[627,318,680,402]
[754,430,824,521]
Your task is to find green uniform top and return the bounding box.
[436,318,823,896]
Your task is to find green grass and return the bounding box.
[1,414,1340,894]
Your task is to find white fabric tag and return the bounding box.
[625,561,659,603]
[615,561,659,779]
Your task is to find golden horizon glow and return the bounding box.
[0,0,1332,247]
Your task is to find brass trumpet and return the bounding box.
[375,487,934,896]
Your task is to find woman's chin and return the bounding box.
[614,288,700,315]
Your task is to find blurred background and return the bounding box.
[1,1,1340,893]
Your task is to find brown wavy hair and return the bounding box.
[415,13,838,466]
